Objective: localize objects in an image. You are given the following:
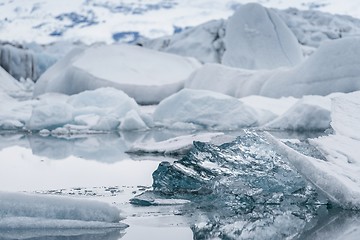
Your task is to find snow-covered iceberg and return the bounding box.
[33,44,201,104]
[0,191,126,229]
[186,37,360,98]
[222,3,303,69]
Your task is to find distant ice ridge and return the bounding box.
[144,4,360,63]
[0,191,126,229]
[33,44,200,104]
[1,0,359,45]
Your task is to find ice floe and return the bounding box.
[0,191,127,229]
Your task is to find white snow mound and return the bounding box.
[34,44,201,104]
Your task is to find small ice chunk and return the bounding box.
[119,110,148,131]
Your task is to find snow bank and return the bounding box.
[0,191,126,229]
[268,91,360,209]
[153,89,266,130]
[187,37,360,98]
[27,88,148,132]
[34,44,201,104]
[222,3,303,69]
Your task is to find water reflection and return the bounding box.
[0,129,204,162]
[299,209,360,240]
[0,229,125,240]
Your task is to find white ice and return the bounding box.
[268,91,360,209]
[27,88,150,132]
[186,37,360,98]
[33,44,201,104]
[144,19,226,64]
[128,132,224,155]
[153,89,266,130]
[221,3,303,69]
[0,191,126,229]
[265,94,343,131]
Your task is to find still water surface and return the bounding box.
[0,130,359,240]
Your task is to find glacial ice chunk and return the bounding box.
[132,130,325,239]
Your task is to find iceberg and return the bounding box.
[27,88,148,132]
[143,20,226,63]
[265,94,342,131]
[186,37,360,98]
[33,44,201,104]
[222,3,303,69]
[0,191,127,229]
[153,89,268,130]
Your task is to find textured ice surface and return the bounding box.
[132,130,326,239]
